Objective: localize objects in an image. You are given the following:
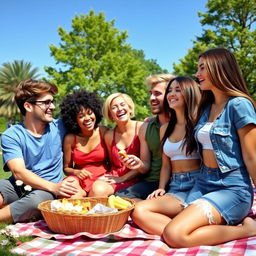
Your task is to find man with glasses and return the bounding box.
[0,79,78,223]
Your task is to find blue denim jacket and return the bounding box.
[195,97,256,173]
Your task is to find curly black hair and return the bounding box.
[60,90,103,134]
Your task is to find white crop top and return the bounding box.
[197,122,214,150]
[163,138,200,161]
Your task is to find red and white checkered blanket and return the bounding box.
[8,219,256,255]
[5,192,256,255]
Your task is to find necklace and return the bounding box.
[212,100,227,113]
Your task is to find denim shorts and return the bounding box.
[115,180,159,200]
[186,165,254,225]
[0,177,55,223]
[166,169,201,206]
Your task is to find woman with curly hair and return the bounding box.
[60,90,109,197]
[89,93,143,196]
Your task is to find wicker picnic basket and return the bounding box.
[38,197,135,235]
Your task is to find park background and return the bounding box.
[0,1,256,253]
[0,0,255,134]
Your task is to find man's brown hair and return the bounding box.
[15,79,58,116]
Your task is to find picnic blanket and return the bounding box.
[6,219,256,255]
[4,191,256,255]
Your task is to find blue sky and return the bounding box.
[0,0,207,77]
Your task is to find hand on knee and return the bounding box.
[69,189,87,198]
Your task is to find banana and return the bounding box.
[114,196,132,210]
[108,195,116,208]
[108,195,132,210]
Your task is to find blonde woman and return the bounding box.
[90,93,143,196]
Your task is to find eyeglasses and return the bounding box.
[28,99,55,109]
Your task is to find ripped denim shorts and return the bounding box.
[166,169,201,207]
[186,165,254,225]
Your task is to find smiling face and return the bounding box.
[76,107,96,132]
[109,96,131,123]
[195,57,214,91]
[28,92,55,123]
[166,80,185,110]
[149,81,167,115]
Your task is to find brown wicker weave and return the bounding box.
[38,197,135,234]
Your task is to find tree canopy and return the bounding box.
[45,10,167,120]
[173,0,256,98]
[0,60,40,118]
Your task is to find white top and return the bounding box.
[163,138,200,161]
[197,122,214,150]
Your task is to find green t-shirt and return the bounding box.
[144,117,162,182]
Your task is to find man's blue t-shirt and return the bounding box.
[1,119,66,183]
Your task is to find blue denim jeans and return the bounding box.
[166,169,201,206]
[115,180,159,200]
[186,165,253,225]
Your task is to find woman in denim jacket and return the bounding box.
[162,48,256,247]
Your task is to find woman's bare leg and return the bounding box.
[89,180,114,197]
[131,194,184,235]
[62,177,87,198]
[163,199,256,248]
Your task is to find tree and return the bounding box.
[45,10,167,120]
[173,0,256,98]
[0,60,40,118]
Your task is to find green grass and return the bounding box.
[0,117,8,134]
[0,225,33,255]
[0,156,10,180]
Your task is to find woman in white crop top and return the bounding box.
[131,76,201,235]
[161,48,256,248]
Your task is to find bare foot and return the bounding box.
[241,217,256,236]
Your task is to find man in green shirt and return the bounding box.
[116,74,174,200]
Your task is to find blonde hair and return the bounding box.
[145,73,176,87]
[103,93,135,122]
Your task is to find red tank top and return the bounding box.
[110,122,140,177]
[71,131,108,178]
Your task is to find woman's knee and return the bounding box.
[131,200,151,222]
[163,222,187,248]
[90,181,112,196]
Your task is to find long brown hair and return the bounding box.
[197,48,256,120]
[162,76,201,155]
